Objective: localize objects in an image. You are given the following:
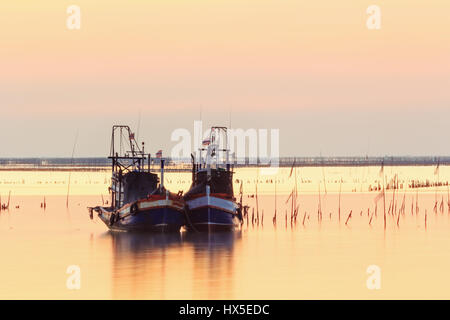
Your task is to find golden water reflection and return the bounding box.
[0,167,450,299]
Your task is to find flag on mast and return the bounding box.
[156,150,162,158]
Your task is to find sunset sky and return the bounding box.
[0,0,449,157]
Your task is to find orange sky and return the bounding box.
[0,1,449,156]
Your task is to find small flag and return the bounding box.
[202,138,211,146]
[129,132,135,140]
[156,150,162,158]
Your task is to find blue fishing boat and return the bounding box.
[89,125,185,232]
[184,127,243,232]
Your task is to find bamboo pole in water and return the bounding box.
[255,180,259,221]
[274,179,277,222]
[294,167,298,222]
[383,174,387,229]
[66,130,79,208]
[7,191,11,210]
[401,193,406,216]
[285,210,287,228]
[292,188,296,225]
[434,161,439,214]
[416,189,419,215]
[392,174,396,216]
[447,185,450,214]
[338,178,342,223]
[345,210,352,225]
[261,210,264,226]
[317,184,322,222]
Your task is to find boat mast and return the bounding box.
[160,159,165,190]
[108,125,150,209]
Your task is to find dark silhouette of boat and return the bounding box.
[89,125,185,232]
[184,127,243,232]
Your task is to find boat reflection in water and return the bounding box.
[103,231,241,299]
[183,231,240,250]
[107,231,183,253]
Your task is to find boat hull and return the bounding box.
[185,194,240,232]
[96,198,185,232]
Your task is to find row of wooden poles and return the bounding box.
[0,191,11,211]
[241,170,450,229]
[0,192,47,211]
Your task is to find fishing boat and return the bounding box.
[89,125,185,232]
[184,126,243,232]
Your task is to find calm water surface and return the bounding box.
[1,167,450,299]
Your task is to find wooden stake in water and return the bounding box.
[392,174,396,216]
[338,178,342,223]
[255,179,259,220]
[447,184,450,214]
[410,195,414,216]
[318,184,322,222]
[425,210,427,229]
[291,188,295,225]
[274,179,277,224]
[66,130,79,208]
[345,210,352,225]
[416,189,419,215]
[285,210,287,228]
[295,166,300,214]
[383,174,386,230]
[434,160,440,213]
[6,191,11,210]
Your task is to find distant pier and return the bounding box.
[0,156,448,172]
